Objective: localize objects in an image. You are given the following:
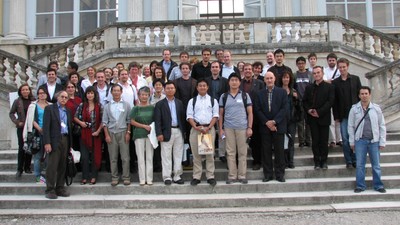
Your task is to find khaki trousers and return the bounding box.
[108,132,130,182]
[225,128,247,180]
[189,127,216,180]
[134,138,154,184]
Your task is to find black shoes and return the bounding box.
[174,179,184,185]
[56,189,70,197]
[252,163,261,171]
[219,156,227,163]
[164,180,172,186]
[207,179,217,186]
[288,164,295,169]
[377,188,387,193]
[16,171,22,178]
[191,179,201,186]
[299,143,305,148]
[354,188,364,193]
[276,177,286,182]
[314,165,321,170]
[262,177,273,182]
[45,191,58,199]
[226,179,237,184]
[24,169,32,174]
[239,179,248,184]
[321,163,328,170]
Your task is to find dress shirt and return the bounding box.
[221,64,235,79]
[167,97,178,126]
[186,94,219,124]
[47,83,56,100]
[110,99,124,121]
[58,102,69,134]
[163,61,172,75]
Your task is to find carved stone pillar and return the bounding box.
[276,0,293,16]
[301,0,318,16]
[5,0,27,39]
[127,0,143,21]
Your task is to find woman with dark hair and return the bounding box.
[149,60,159,77]
[69,72,84,98]
[237,61,245,79]
[74,86,103,185]
[111,67,119,84]
[281,70,300,169]
[130,86,155,185]
[65,81,83,152]
[81,66,97,92]
[147,66,167,94]
[23,86,51,183]
[9,84,35,177]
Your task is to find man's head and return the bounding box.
[179,62,191,77]
[67,62,78,75]
[312,66,324,83]
[46,68,57,84]
[326,53,338,69]
[308,53,317,67]
[111,84,123,100]
[228,73,241,89]
[215,49,224,63]
[274,49,285,65]
[118,69,129,83]
[223,50,232,65]
[337,58,350,76]
[162,49,171,62]
[359,86,371,104]
[252,61,263,76]
[96,71,106,85]
[201,48,212,63]
[179,51,189,63]
[210,61,221,76]
[266,51,275,65]
[243,63,253,80]
[47,61,59,71]
[56,91,69,106]
[196,79,209,96]
[296,56,307,71]
[116,62,124,71]
[264,71,276,89]
[164,81,177,98]
[152,78,165,93]
[128,62,140,77]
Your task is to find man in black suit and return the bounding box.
[39,68,64,103]
[205,61,229,163]
[254,71,288,182]
[303,66,335,170]
[154,81,186,185]
[42,90,73,199]
[240,63,265,171]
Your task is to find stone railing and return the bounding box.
[366,59,400,123]
[0,49,47,90]
[28,16,400,67]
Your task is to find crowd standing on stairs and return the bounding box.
[9,48,387,199]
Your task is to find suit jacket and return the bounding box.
[268,64,293,87]
[154,97,186,142]
[254,86,288,134]
[240,78,265,101]
[205,76,229,101]
[332,74,361,121]
[39,83,64,103]
[42,103,73,151]
[158,59,178,78]
[303,81,335,126]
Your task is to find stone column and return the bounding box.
[152,0,168,21]
[276,0,293,16]
[0,0,3,37]
[5,0,27,39]
[301,0,318,16]
[127,0,143,21]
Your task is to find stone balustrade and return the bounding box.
[0,49,46,90]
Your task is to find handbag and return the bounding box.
[72,123,81,136]
[65,151,77,186]
[198,133,214,155]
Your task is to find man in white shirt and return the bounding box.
[220,50,240,79]
[93,71,109,106]
[261,51,275,77]
[38,68,63,103]
[128,62,148,90]
[187,79,219,186]
[111,69,138,109]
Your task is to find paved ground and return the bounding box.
[1,210,400,225]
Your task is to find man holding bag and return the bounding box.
[187,79,219,186]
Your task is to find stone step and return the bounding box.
[2,152,400,171]
[1,162,399,183]
[0,189,399,209]
[0,176,399,196]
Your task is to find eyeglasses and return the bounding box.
[38,92,46,95]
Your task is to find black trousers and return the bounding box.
[17,128,32,172]
[260,128,285,179]
[45,135,68,193]
[250,122,262,165]
[309,122,329,166]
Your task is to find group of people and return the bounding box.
[9,48,387,200]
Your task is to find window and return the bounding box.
[35,0,118,38]
[199,0,244,19]
[327,0,400,27]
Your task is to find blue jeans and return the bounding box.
[340,119,356,164]
[355,138,384,190]
[33,135,45,177]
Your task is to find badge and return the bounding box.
[61,122,66,128]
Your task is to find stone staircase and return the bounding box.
[0,134,399,212]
